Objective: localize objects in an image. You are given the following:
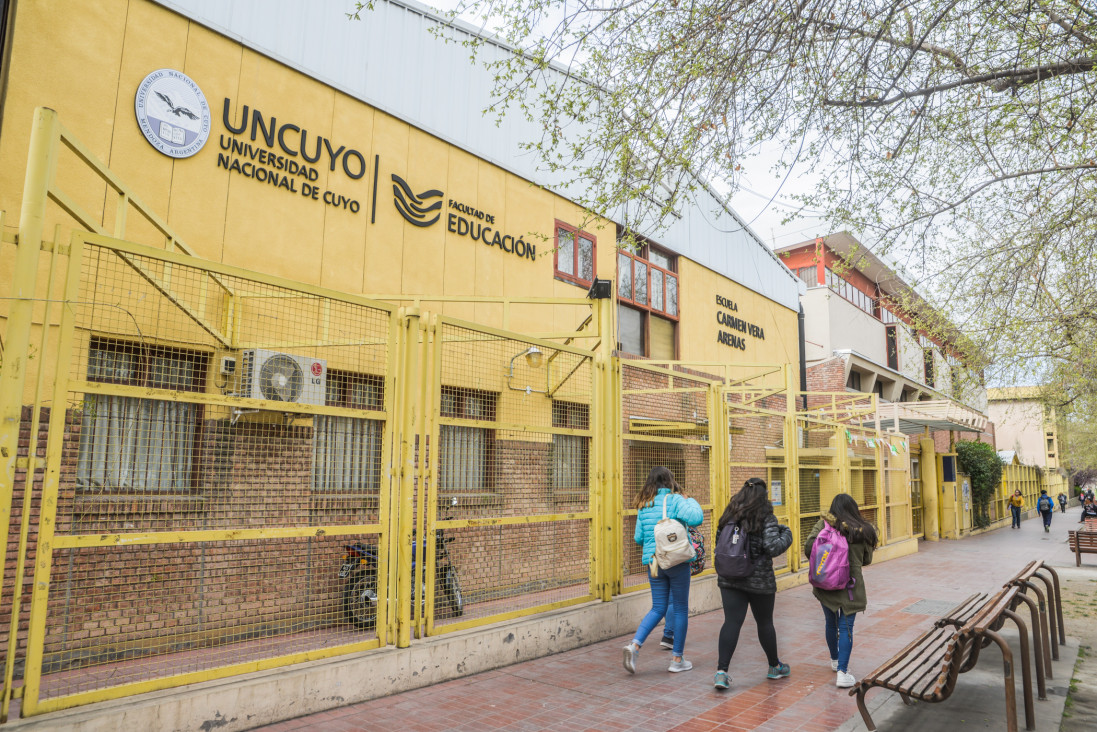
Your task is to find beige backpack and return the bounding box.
[653,495,695,570]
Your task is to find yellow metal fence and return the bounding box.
[0,108,920,720]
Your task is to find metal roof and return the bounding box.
[868,400,988,436]
[152,0,803,312]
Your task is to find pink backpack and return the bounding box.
[808,522,853,593]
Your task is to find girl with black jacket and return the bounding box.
[712,478,794,690]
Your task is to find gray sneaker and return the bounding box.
[668,658,693,673]
[622,643,638,674]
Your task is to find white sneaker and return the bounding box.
[836,671,856,688]
[623,643,638,674]
[668,658,693,673]
[831,659,839,671]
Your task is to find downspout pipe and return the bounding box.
[798,304,807,410]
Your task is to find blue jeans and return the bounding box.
[1041,510,1053,528]
[1010,505,1021,528]
[822,605,856,673]
[633,561,691,656]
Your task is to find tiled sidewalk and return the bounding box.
[255,520,1077,732]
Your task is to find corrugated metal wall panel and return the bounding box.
[153,0,803,311]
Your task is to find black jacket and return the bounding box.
[716,514,793,594]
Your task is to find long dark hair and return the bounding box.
[717,478,773,534]
[634,466,677,509]
[828,493,879,547]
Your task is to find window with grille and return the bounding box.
[76,339,207,493]
[312,371,384,493]
[439,386,497,492]
[796,266,818,286]
[551,401,589,496]
[554,221,596,287]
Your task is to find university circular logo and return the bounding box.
[134,69,211,158]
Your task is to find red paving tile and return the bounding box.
[253,522,1076,731]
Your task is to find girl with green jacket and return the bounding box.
[803,493,878,689]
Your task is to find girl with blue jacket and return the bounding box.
[623,466,704,674]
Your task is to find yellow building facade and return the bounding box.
[0,0,801,365]
[0,1,825,723]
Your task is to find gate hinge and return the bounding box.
[15,457,46,471]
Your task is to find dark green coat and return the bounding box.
[803,516,874,614]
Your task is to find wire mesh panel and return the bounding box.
[793,420,840,565]
[909,444,924,537]
[848,429,881,531]
[726,391,793,574]
[425,319,596,632]
[41,536,367,699]
[34,238,397,704]
[881,436,911,544]
[619,362,715,592]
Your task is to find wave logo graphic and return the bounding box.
[392,174,443,227]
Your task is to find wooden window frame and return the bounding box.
[553,220,597,288]
[617,247,679,321]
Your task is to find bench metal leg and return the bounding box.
[853,686,877,731]
[1037,565,1066,646]
[1032,571,1061,659]
[1004,609,1036,731]
[1020,580,1053,676]
[985,629,1023,732]
[1013,592,1048,700]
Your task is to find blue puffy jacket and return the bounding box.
[634,487,704,565]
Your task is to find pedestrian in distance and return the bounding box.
[1009,489,1024,529]
[1079,496,1097,522]
[711,477,794,690]
[1037,489,1055,533]
[623,466,703,675]
[1058,492,1068,513]
[804,493,878,689]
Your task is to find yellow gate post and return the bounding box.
[0,109,61,719]
[0,109,58,602]
[394,308,420,648]
[783,365,802,572]
[592,293,617,601]
[21,230,83,717]
[708,382,727,531]
[920,432,941,541]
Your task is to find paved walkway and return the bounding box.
[254,517,1084,732]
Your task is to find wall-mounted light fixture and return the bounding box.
[508,345,547,394]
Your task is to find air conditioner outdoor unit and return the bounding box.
[238,349,327,406]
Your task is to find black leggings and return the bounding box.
[717,586,779,671]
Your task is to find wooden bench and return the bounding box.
[851,585,1038,732]
[1068,521,1097,566]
